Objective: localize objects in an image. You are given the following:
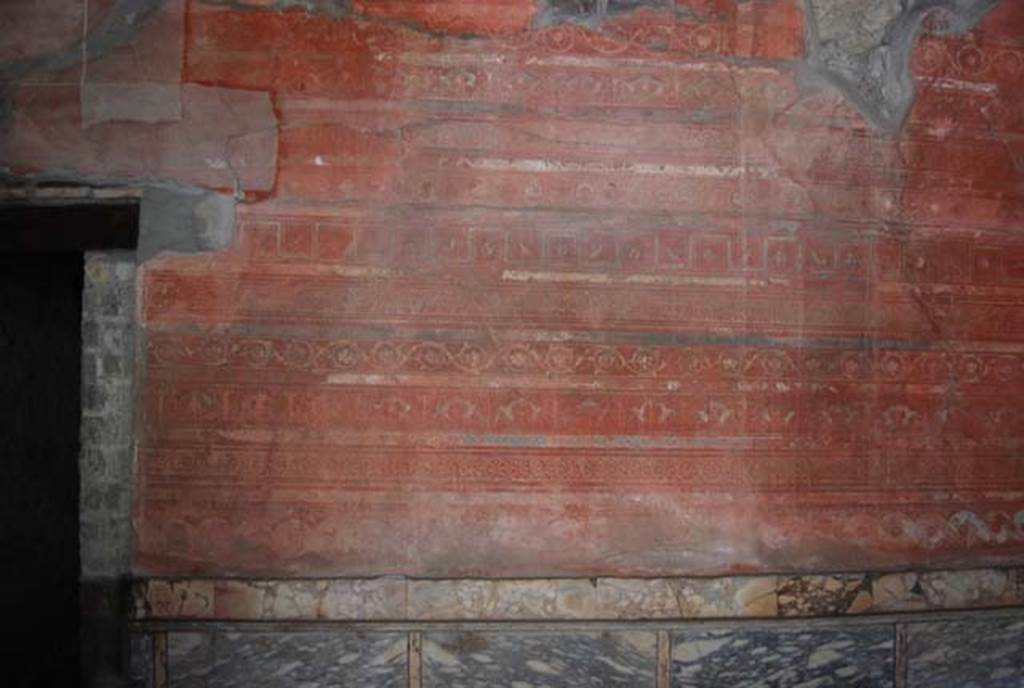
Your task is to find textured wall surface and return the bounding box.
[2,0,1023,579]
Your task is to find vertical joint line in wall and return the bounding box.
[154,632,168,688]
[657,630,671,688]
[894,622,909,688]
[408,631,423,688]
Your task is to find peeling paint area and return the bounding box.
[804,0,1001,130]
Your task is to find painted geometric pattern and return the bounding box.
[134,1,1024,577]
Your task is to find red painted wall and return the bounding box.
[5,0,1024,577]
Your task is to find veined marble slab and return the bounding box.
[128,633,155,688]
[907,617,1024,687]
[671,625,894,687]
[423,631,657,687]
[166,631,406,688]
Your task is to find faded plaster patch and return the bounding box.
[804,0,1001,132]
[0,0,168,82]
[82,83,182,126]
[4,83,277,192]
[82,0,187,126]
[0,0,84,64]
[138,185,236,262]
[0,0,170,129]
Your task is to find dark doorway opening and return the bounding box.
[0,253,84,687]
[0,201,137,688]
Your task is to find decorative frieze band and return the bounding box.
[135,567,1024,623]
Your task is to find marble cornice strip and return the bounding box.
[134,567,1024,622]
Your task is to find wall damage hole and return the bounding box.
[534,0,673,27]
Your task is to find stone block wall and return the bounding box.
[78,248,139,685]
[80,250,137,579]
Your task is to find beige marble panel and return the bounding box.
[134,567,1024,621]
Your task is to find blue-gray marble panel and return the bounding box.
[424,631,657,688]
[671,625,894,687]
[128,633,154,688]
[908,617,1024,687]
[167,631,406,688]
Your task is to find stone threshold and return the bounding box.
[135,566,1024,622]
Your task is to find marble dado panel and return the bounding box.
[165,631,406,688]
[135,567,1024,622]
[128,617,1024,688]
[671,625,894,687]
[907,616,1024,687]
[423,631,657,688]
